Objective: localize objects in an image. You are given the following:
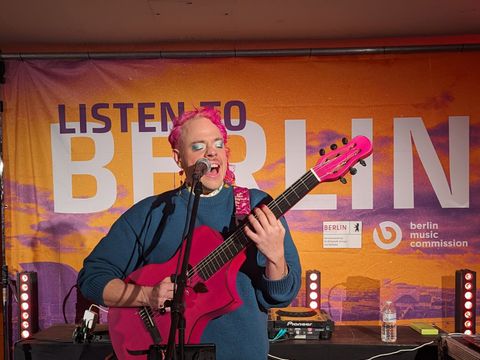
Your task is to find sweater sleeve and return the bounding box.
[77,214,142,306]
[248,189,302,309]
[255,216,302,308]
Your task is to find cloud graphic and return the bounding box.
[413,90,455,110]
[5,179,129,251]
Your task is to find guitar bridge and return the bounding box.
[139,306,162,344]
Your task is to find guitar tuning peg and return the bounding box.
[359,160,367,167]
[330,143,338,150]
[349,167,357,175]
[339,177,347,184]
[342,137,348,145]
[319,148,326,156]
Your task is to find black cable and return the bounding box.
[62,284,77,323]
[0,60,5,84]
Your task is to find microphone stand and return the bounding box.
[164,177,203,360]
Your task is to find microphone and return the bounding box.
[192,158,211,180]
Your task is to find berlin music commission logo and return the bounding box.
[373,221,403,250]
[373,221,469,250]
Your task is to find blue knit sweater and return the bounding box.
[78,185,301,360]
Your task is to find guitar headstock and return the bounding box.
[312,135,373,183]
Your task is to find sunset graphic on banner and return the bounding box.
[2,53,479,337]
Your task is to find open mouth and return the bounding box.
[207,163,220,176]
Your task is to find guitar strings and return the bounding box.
[188,142,363,283]
[189,167,331,282]
[187,170,320,283]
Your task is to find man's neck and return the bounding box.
[186,183,224,197]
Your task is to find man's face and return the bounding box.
[173,117,228,194]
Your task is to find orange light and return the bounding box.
[455,269,476,335]
[17,271,39,339]
[309,301,318,309]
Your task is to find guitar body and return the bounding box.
[108,225,246,360]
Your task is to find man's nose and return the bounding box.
[205,144,217,157]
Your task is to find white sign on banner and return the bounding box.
[323,221,362,248]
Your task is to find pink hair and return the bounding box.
[168,107,235,185]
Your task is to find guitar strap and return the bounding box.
[233,186,250,225]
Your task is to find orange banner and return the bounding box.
[2,51,479,333]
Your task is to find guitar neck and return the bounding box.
[267,169,320,219]
[193,170,319,281]
[191,135,373,282]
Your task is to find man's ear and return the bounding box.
[173,149,181,167]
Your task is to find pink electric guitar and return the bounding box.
[108,136,373,359]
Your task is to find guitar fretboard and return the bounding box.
[192,170,320,281]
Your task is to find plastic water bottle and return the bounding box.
[381,300,397,342]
